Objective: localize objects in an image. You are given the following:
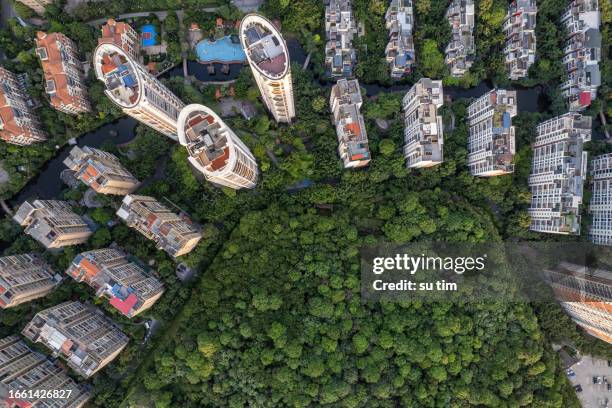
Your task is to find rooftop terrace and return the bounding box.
[241,16,288,78]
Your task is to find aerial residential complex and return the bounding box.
[0,67,46,146]
[329,79,370,168]
[402,78,444,168]
[0,253,60,309]
[93,43,185,139]
[466,89,517,177]
[528,113,591,235]
[560,0,601,111]
[35,31,91,115]
[324,0,358,78]
[239,14,295,123]
[385,0,415,79]
[0,335,91,408]
[66,248,164,318]
[15,0,51,15]
[177,104,259,189]
[64,146,140,195]
[22,301,129,378]
[13,200,93,249]
[503,0,537,80]
[98,18,141,62]
[445,0,475,78]
[589,154,612,245]
[116,195,202,257]
[542,262,612,344]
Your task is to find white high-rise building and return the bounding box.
[177,104,258,189]
[325,0,358,78]
[240,14,295,123]
[590,153,612,244]
[329,79,370,168]
[503,0,537,80]
[385,0,415,79]
[528,113,591,235]
[445,0,475,77]
[402,78,444,168]
[93,43,185,139]
[466,89,517,177]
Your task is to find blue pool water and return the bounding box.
[196,36,246,63]
[141,24,157,47]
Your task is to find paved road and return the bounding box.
[86,8,215,26]
[0,0,16,29]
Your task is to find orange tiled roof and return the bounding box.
[99,19,139,57]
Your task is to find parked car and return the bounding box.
[607,383,611,391]
[608,360,612,367]
[567,369,576,378]
[594,376,599,384]
[574,384,583,393]
[599,376,604,385]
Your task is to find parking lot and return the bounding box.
[569,355,612,408]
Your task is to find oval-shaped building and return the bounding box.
[239,14,296,123]
[93,43,184,140]
[177,104,258,190]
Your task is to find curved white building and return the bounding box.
[93,43,185,140]
[239,14,295,123]
[177,104,258,190]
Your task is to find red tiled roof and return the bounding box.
[210,147,230,171]
[579,91,591,106]
[110,293,138,316]
[345,122,361,136]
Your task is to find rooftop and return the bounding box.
[94,44,140,108]
[241,15,288,79]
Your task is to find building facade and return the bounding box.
[466,89,517,177]
[0,67,46,146]
[560,0,601,111]
[0,335,90,408]
[325,0,358,78]
[35,31,91,115]
[542,262,612,344]
[385,0,415,79]
[402,78,444,168]
[66,248,164,318]
[13,200,93,249]
[240,14,295,123]
[93,43,185,139]
[0,253,60,309]
[22,301,129,378]
[445,0,475,77]
[590,153,612,245]
[503,0,537,80]
[64,146,140,195]
[15,0,52,14]
[528,113,591,235]
[116,195,202,257]
[98,18,141,62]
[177,104,258,189]
[329,79,370,168]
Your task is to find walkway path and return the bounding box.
[86,8,217,26]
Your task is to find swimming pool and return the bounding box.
[141,24,157,47]
[196,36,246,63]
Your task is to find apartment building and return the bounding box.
[385,0,415,79]
[467,89,517,177]
[66,248,164,318]
[35,31,91,115]
[22,301,129,378]
[239,14,295,123]
[445,0,475,78]
[64,146,140,195]
[542,262,612,344]
[177,104,258,189]
[503,0,537,80]
[0,67,46,146]
[528,113,591,235]
[116,195,202,257]
[325,0,358,78]
[560,0,601,111]
[15,0,51,14]
[93,43,185,139]
[0,253,60,309]
[402,78,444,168]
[13,200,93,249]
[329,79,370,168]
[589,154,612,245]
[98,18,141,61]
[0,335,90,408]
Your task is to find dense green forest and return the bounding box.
[0,0,610,406]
